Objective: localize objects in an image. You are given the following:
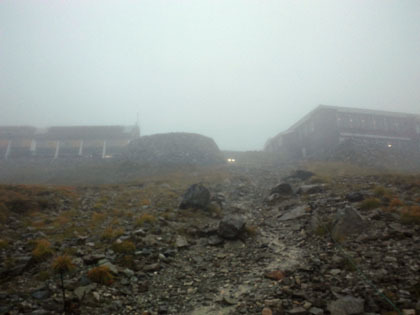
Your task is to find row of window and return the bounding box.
[336,113,418,134]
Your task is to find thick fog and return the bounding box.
[0,0,419,150]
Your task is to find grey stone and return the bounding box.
[175,235,189,248]
[298,185,325,195]
[31,288,51,300]
[270,183,293,195]
[287,170,315,180]
[288,306,308,315]
[217,215,246,240]
[207,235,224,246]
[346,192,364,202]
[99,261,119,274]
[330,269,341,276]
[309,307,324,315]
[279,206,308,221]
[179,184,211,210]
[332,207,366,241]
[74,284,96,301]
[328,296,364,315]
[123,268,135,277]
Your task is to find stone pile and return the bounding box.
[125,132,225,166]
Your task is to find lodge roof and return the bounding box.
[278,105,420,137]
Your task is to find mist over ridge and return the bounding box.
[1,0,419,150]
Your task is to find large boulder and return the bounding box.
[179,184,211,210]
[270,183,293,195]
[332,207,366,241]
[285,170,315,181]
[217,215,246,240]
[125,132,224,166]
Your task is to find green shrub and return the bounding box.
[360,198,381,210]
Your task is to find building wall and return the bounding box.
[265,106,420,158]
[0,125,139,159]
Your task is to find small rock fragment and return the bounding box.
[265,270,285,281]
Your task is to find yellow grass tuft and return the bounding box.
[52,255,75,274]
[0,239,8,249]
[88,266,113,285]
[101,226,124,241]
[112,240,136,254]
[32,239,54,261]
[135,213,156,226]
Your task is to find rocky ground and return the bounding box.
[0,164,419,315]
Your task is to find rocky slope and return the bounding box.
[0,166,419,315]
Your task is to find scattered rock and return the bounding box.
[279,205,308,221]
[332,207,366,241]
[98,261,119,274]
[207,235,224,246]
[265,270,285,281]
[217,215,246,240]
[328,296,364,315]
[175,235,189,248]
[31,288,51,300]
[286,170,315,181]
[179,184,211,210]
[74,284,96,301]
[143,263,161,272]
[345,192,364,202]
[309,307,324,315]
[270,183,293,195]
[288,306,307,315]
[298,184,325,195]
[262,307,273,315]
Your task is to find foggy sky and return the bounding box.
[1,0,419,150]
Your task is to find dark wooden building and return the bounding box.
[0,125,140,159]
[264,105,420,158]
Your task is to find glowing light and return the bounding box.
[387,144,392,148]
[227,158,236,163]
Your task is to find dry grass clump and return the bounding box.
[140,199,151,206]
[135,213,156,226]
[87,266,113,285]
[0,239,8,249]
[91,212,106,225]
[35,270,51,281]
[309,175,331,184]
[112,240,136,254]
[52,255,75,274]
[0,203,9,224]
[359,198,381,210]
[101,226,124,241]
[400,205,420,225]
[244,225,258,237]
[388,198,404,210]
[118,255,135,269]
[0,185,77,214]
[304,161,378,177]
[32,239,54,261]
[373,186,393,199]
